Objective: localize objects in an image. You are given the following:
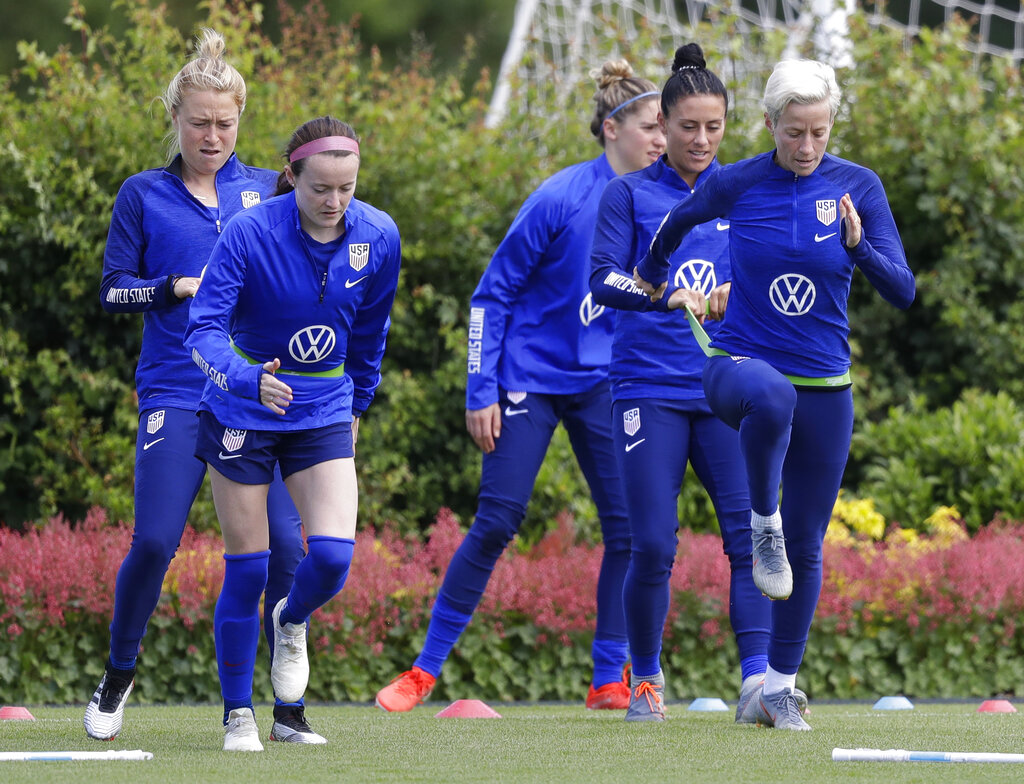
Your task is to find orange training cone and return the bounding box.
[977,699,1016,713]
[434,699,502,718]
[0,706,36,720]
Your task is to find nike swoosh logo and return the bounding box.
[814,232,837,242]
[716,222,729,231]
[504,407,528,417]
[218,452,242,460]
[345,276,368,288]
[142,438,165,450]
[625,439,646,452]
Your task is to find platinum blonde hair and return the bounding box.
[161,29,246,159]
[763,59,841,127]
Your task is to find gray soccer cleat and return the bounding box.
[751,528,793,600]
[624,680,666,722]
[754,688,812,731]
[736,676,809,724]
[224,707,264,751]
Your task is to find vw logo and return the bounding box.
[674,259,717,295]
[289,325,337,363]
[579,293,606,326]
[769,274,816,316]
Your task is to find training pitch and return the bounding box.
[0,701,1021,783]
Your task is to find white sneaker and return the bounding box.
[271,597,309,704]
[224,707,264,752]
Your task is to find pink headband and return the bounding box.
[288,136,360,163]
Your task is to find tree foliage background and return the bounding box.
[0,0,1022,536]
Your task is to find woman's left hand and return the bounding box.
[840,193,862,248]
[632,266,665,302]
[351,416,360,448]
[260,359,293,415]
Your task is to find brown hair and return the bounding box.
[275,116,360,195]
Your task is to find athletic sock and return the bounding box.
[762,664,797,695]
[751,508,782,532]
[108,656,137,673]
[223,702,255,725]
[591,636,629,687]
[215,551,269,712]
[630,669,665,688]
[278,536,355,626]
[740,654,768,683]
[414,595,474,678]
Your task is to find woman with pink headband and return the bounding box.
[185,116,402,751]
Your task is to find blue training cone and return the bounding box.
[688,697,729,712]
[873,695,914,710]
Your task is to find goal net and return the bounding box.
[486,0,1023,127]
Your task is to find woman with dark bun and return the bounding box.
[591,43,803,723]
[634,58,914,730]
[375,59,664,713]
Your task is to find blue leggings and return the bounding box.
[415,382,631,685]
[109,408,304,668]
[703,356,853,674]
[612,398,770,678]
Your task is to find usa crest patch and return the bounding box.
[221,428,246,452]
[349,243,370,271]
[816,200,837,226]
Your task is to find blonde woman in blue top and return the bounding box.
[186,116,401,751]
[87,29,315,744]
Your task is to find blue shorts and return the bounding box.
[196,411,354,484]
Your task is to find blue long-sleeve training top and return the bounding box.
[185,191,402,430]
[635,151,915,377]
[590,157,729,402]
[99,154,278,411]
[466,154,618,410]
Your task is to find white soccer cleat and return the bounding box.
[224,707,264,752]
[84,667,135,740]
[271,597,310,704]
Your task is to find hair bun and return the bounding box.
[672,43,706,72]
[591,58,634,89]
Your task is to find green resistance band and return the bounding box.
[683,306,851,388]
[231,342,346,378]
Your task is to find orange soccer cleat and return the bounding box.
[375,666,437,712]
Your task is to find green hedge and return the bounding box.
[1,3,1022,534]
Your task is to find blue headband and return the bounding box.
[605,90,660,121]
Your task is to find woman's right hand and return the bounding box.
[173,276,202,299]
[466,403,502,453]
[260,359,293,415]
[666,288,708,320]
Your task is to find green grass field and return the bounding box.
[1,701,1022,783]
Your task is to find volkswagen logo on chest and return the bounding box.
[769,274,816,316]
[674,259,717,294]
[289,325,337,363]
